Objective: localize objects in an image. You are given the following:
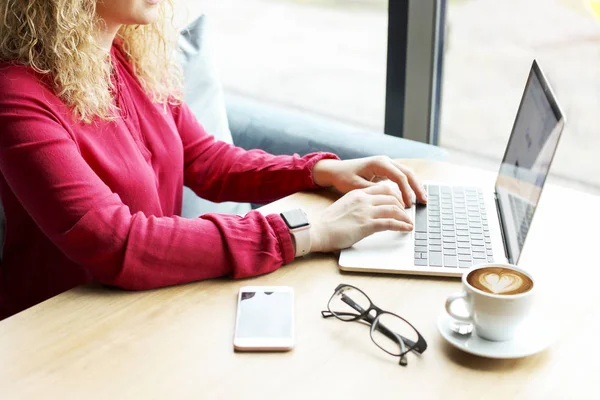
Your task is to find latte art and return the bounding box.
[467,267,533,295]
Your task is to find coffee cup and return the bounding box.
[445,263,535,342]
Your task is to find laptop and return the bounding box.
[339,60,565,277]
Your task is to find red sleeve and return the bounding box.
[171,103,340,204]
[0,70,298,290]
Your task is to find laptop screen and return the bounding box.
[495,60,565,264]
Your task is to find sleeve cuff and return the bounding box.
[266,213,295,265]
[302,152,340,189]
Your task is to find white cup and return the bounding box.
[445,263,535,342]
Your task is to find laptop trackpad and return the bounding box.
[338,226,414,271]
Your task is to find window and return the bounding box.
[442,0,599,195]
[181,0,599,195]
[181,0,388,131]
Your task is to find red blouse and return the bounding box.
[0,45,338,320]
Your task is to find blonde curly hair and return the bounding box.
[0,0,183,123]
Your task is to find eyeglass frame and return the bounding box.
[321,283,427,366]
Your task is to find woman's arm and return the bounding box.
[171,103,339,204]
[0,82,295,290]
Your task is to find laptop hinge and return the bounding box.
[494,193,513,264]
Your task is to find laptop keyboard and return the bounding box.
[508,195,534,248]
[414,185,494,268]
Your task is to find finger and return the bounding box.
[392,161,428,204]
[369,194,404,209]
[370,158,415,207]
[371,205,413,225]
[366,219,414,236]
[362,182,405,208]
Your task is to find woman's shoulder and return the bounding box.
[0,62,57,99]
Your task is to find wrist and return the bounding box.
[312,159,339,188]
[309,222,325,253]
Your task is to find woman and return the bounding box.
[0,0,426,320]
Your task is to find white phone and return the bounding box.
[233,286,295,351]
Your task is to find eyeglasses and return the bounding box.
[321,283,427,366]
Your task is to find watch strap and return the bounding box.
[290,225,311,257]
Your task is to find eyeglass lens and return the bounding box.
[371,313,419,356]
[328,286,371,321]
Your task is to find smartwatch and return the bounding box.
[280,209,311,257]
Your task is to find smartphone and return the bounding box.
[233,286,295,351]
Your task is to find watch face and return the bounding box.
[281,209,309,229]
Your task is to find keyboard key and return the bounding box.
[415,239,427,247]
[457,231,469,237]
[415,232,427,240]
[458,249,471,255]
[430,239,442,246]
[458,242,470,249]
[443,243,457,250]
[415,259,428,266]
[458,254,471,261]
[430,245,442,252]
[429,252,443,266]
[473,253,486,260]
[443,237,456,243]
[459,261,472,268]
[429,233,441,239]
[472,246,485,253]
[457,237,469,243]
[430,227,441,233]
[487,257,494,262]
[445,249,457,256]
[415,204,427,232]
[415,246,427,253]
[471,239,485,246]
[444,256,458,267]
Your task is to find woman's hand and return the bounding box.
[310,183,414,253]
[312,156,427,208]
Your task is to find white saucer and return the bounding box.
[437,313,556,359]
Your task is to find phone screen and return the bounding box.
[236,290,293,339]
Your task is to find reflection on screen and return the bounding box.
[236,291,293,339]
[495,64,563,263]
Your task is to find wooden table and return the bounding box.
[1,160,599,399]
